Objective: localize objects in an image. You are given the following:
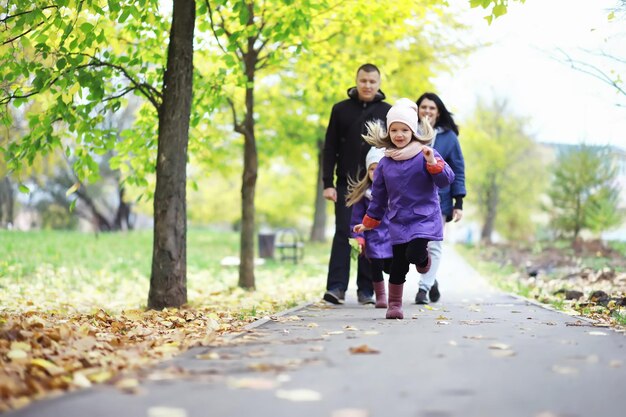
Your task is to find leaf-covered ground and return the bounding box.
[0,229,327,412]
[458,239,626,331]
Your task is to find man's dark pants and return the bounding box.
[326,181,374,297]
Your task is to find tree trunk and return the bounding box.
[238,30,258,290]
[310,138,326,242]
[148,0,195,310]
[0,177,14,227]
[75,186,113,231]
[113,187,132,230]
[481,176,499,243]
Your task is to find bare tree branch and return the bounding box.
[555,48,626,98]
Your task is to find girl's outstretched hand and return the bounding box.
[353,224,371,233]
[422,146,437,164]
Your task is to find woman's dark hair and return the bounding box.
[416,92,459,136]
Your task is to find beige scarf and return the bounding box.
[384,141,423,161]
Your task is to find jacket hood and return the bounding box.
[347,87,387,103]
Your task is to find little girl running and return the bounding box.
[353,99,455,319]
[346,146,393,309]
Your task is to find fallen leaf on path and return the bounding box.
[437,321,450,325]
[331,408,370,417]
[588,331,608,336]
[147,407,188,417]
[195,352,220,360]
[463,335,484,340]
[307,323,319,328]
[489,343,511,350]
[491,350,516,358]
[247,349,269,358]
[344,325,359,331]
[436,315,450,320]
[551,365,579,375]
[275,389,322,401]
[609,360,623,368]
[326,331,344,335]
[228,377,278,390]
[363,331,379,335]
[349,344,380,354]
[114,378,141,394]
[448,340,458,346]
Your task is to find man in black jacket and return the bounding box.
[322,63,392,305]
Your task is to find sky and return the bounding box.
[434,0,625,150]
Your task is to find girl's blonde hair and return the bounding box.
[362,118,435,148]
[345,170,372,207]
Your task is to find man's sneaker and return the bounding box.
[415,288,429,304]
[429,280,441,303]
[323,289,345,305]
[357,292,375,305]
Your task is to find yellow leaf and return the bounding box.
[66,182,80,197]
[30,358,65,376]
[7,349,29,361]
[86,370,113,383]
[10,341,31,351]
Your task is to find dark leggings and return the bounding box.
[389,238,430,285]
[368,258,392,283]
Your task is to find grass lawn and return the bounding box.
[0,228,329,316]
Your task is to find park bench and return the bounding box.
[275,228,304,263]
[258,228,304,263]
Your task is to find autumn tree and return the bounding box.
[1,0,196,309]
[463,98,546,243]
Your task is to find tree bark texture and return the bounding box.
[0,177,14,227]
[310,139,326,242]
[238,32,258,289]
[148,0,195,309]
[481,176,499,243]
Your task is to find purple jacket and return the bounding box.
[350,189,393,259]
[366,150,455,245]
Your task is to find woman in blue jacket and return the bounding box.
[414,92,467,304]
[354,99,455,319]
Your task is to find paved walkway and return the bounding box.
[8,245,626,417]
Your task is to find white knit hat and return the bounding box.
[365,146,385,169]
[386,98,418,136]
